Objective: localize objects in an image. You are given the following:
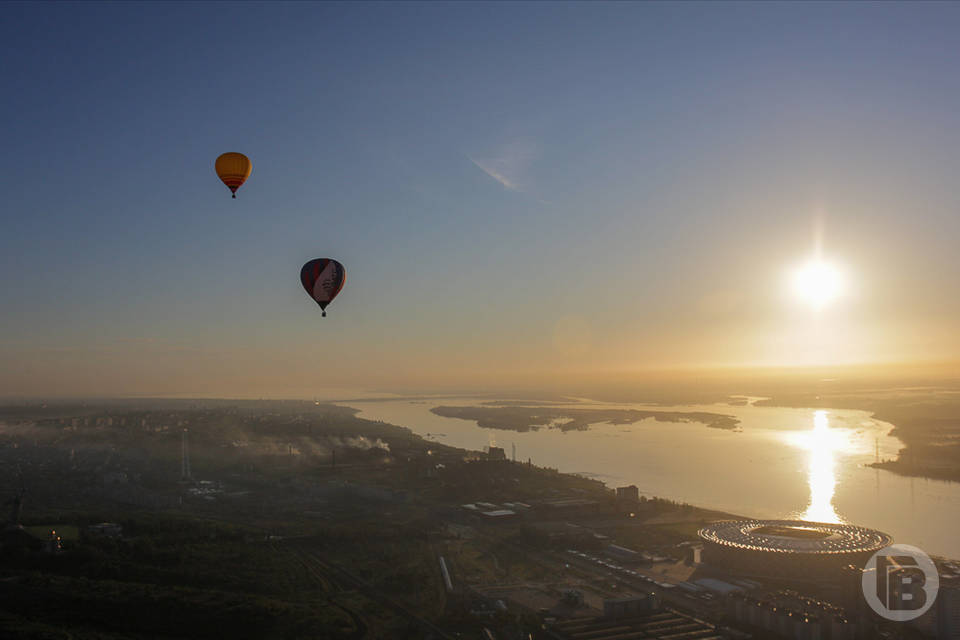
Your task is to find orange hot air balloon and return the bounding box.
[215,152,252,198]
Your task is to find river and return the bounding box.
[334,395,960,560]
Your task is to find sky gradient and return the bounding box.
[3,2,960,397]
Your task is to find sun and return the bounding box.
[792,259,844,309]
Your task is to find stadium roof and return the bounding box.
[698,520,892,555]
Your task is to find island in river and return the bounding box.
[430,405,740,432]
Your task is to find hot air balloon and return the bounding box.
[300,259,346,317]
[215,152,252,198]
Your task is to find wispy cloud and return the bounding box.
[468,140,538,193]
[469,155,520,190]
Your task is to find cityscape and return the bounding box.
[1,396,958,638]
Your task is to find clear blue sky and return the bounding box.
[3,2,960,397]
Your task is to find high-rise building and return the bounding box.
[181,429,192,480]
[487,446,506,460]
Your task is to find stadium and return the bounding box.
[698,520,893,582]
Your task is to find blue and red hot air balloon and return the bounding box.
[300,259,345,317]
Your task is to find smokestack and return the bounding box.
[512,443,516,462]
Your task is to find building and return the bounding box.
[699,519,892,583]
[726,591,855,640]
[616,485,639,503]
[603,594,659,619]
[606,544,642,564]
[487,446,506,460]
[537,497,604,518]
[694,578,743,597]
[480,509,517,521]
[546,606,724,640]
[938,578,960,640]
[686,544,703,565]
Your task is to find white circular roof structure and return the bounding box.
[698,520,892,555]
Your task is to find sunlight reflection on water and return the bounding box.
[781,409,874,524]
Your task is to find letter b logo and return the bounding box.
[863,545,938,621]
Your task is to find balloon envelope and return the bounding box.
[215,152,252,197]
[300,259,346,316]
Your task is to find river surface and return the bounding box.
[335,396,960,559]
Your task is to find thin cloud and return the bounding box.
[468,140,538,193]
[469,155,520,191]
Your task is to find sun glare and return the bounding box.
[792,259,844,309]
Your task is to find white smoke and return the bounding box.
[329,435,390,452]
